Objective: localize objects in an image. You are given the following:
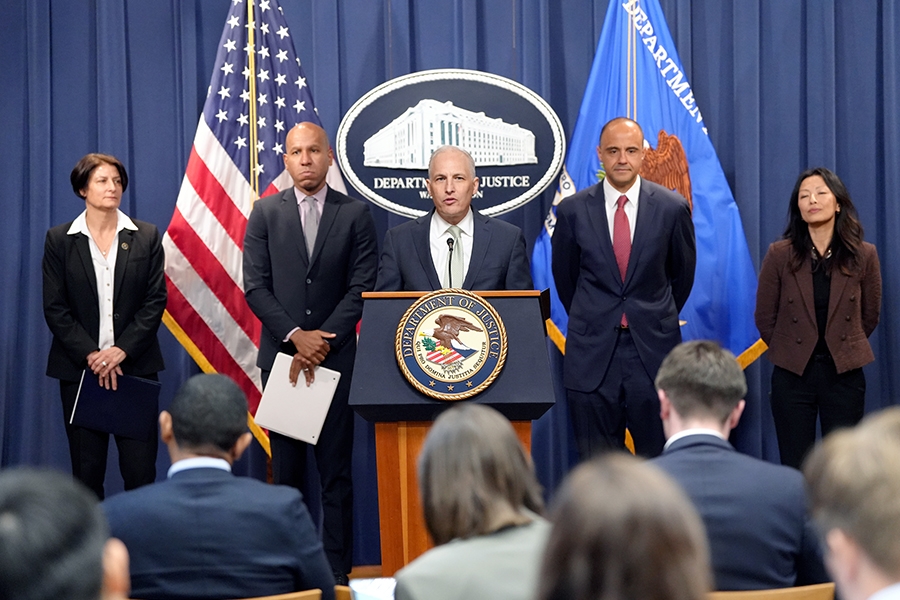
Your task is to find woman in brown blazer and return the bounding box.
[755,167,881,469]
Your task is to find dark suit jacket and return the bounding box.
[652,434,828,591]
[375,208,533,291]
[552,179,696,392]
[102,467,336,600]
[42,218,166,381]
[243,186,378,374]
[755,239,881,375]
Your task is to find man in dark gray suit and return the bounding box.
[375,145,532,292]
[103,374,335,600]
[651,340,828,591]
[243,121,378,583]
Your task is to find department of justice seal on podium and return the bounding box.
[396,289,508,401]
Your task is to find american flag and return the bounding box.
[162,0,340,451]
[426,344,476,365]
[426,349,464,365]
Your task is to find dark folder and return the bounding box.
[70,370,161,442]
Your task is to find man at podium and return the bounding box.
[375,146,533,292]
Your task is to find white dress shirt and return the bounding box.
[429,208,474,287]
[66,209,138,349]
[663,428,727,451]
[869,583,900,600]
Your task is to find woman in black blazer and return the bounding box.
[43,153,166,499]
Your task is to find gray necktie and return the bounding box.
[303,196,318,256]
[446,225,464,288]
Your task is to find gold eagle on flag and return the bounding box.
[641,130,693,212]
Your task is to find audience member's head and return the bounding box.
[418,403,544,545]
[537,453,711,600]
[0,469,129,600]
[160,373,252,463]
[804,407,900,600]
[655,340,748,436]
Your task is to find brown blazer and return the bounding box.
[755,239,881,375]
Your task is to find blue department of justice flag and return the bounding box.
[532,0,763,364]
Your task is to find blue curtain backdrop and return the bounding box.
[3,0,899,566]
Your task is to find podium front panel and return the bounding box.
[350,293,554,422]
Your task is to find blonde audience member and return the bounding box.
[804,407,900,600]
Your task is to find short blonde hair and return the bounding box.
[804,407,900,579]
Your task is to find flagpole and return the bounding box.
[246,0,260,204]
[627,1,637,121]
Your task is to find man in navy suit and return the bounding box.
[552,117,696,458]
[103,374,336,600]
[243,122,378,583]
[652,341,828,591]
[376,145,532,292]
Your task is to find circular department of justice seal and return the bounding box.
[395,289,508,401]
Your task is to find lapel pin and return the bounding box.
[121,242,129,250]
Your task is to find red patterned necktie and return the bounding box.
[613,195,631,326]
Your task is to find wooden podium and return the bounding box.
[350,290,554,575]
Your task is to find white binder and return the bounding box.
[254,352,340,445]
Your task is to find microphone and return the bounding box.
[447,238,455,287]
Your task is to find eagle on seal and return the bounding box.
[432,314,483,349]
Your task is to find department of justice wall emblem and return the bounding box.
[396,289,508,401]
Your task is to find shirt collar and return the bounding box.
[603,176,641,210]
[167,456,232,478]
[431,207,474,238]
[664,428,727,451]
[294,185,328,206]
[869,583,900,600]
[67,209,138,236]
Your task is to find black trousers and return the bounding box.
[59,378,158,500]
[770,356,866,469]
[263,367,354,576]
[567,329,666,459]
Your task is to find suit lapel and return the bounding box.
[73,234,99,305]
[309,189,340,272]
[625,184,659,287]
[793,256,816,326]
[280,189,310,267]
[584,187,622,286]
[463,210,491,289]
[827,266,851,324]
[414,211,442,290]
[113,228,135,305]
